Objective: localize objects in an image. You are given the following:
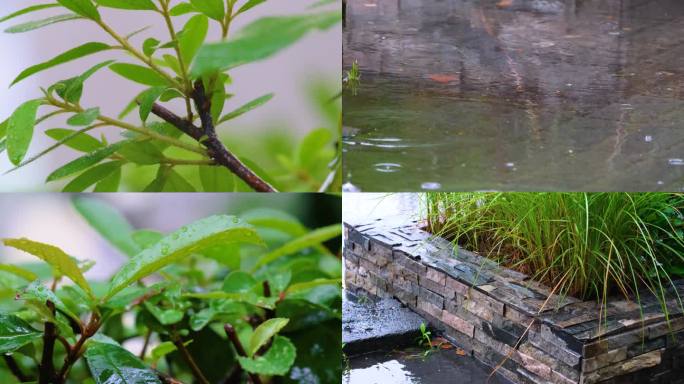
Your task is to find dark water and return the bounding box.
[345,348,513,384]
[343,0,684,191]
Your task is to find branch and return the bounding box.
[3,355,30,382]
[149,83,278,192]
[157,370,186,384]
[223,324,263,384]
[171,331,209,384]
[38,301,57,384]
[56,313,101,383]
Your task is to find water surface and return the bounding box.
[343,0,684,191]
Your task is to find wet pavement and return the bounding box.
[343,0,684,191]
[343,291,425,355]
[345,348,513,384]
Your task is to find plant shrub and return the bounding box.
[0,196,342,383]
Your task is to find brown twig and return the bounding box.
[156,370,186,384]
[140,329,152,359]
[262,281,276,320]
[171,331,209,384]
[38,301,57,384]
[148,83,277,192]
[224,324,263,384]
[3,354,30,382]
[56,313,101,383]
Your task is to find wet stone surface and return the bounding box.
[343,0,684,191]
[342,290,425,355]
[345,348,514,384]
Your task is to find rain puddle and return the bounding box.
[343,0,684,191]
[344,348,513,384]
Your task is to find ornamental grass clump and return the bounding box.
[424,192,684,306]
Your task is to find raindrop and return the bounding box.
[669,159,684,166]
[421,182,442,190]
[374,163,401,173]
[657,181,665,185]
[644,135,653,142]
[343,182,361,192]
[505,162,515,168]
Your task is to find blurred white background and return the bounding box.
[0,0,341,191]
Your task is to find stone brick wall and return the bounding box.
[344,220,684,384]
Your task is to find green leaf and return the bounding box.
[85,341,162,384]
[73,196,141,257]
[94,166,121,192]
[20,280,78,321]
[46,140,129,182]
[138,86,167,122]
[45,128,104,152]
[110,63,168,86]
[3,238,94,297]
[150,341,177,360]
[218,93,273,123]
[238,335,296,375]
[67,107,100,126]
[11,42,110,86]
[0,314,42,354]
[4,14,82,34]
[131,230,163,249]
[56,0,100,20]
[248,318,289,356]
[189,0,224,21]
[0,119,7,139]
[117,141,164,165]
[222,271,256,293]
[236,0,267,16]
[0,4,60,24]
[178,14,208,65]
[62,161,122,192]
[0,264,38,282]
[53,60,115,104]
[297,128,332,168]
[169,3,196,16]
[142,38,160,57]
[7,99,42,166]
[252,224,341,270]
[183,291,276,309]
[191,11,340,76]
[94,0,158,11]
[105,215,262,300]
[199,165,233,192]
[286,278,340,293]
[162,170,196,192]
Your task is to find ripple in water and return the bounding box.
[421,182,442,190]
[374,163,402,173]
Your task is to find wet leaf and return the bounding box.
[218,93,273,123]
[4,14,82,34]
[238,335,296,375]
[56,0,100,20]
[105,215,262,300]
[0,314,42,354]
[249,317,289,356]
[73,196,141,257]
[179,14,208,65]
[62,161,122,192]
[110,63,168,86]
[20,280,78,321]
[85,341,161,384]
[275,299,338,332]
[3,238,94,297]
[67,107,100,126]
[253,224,341,270]
[11,42,110,86]
[189,0,224,21]
[191,11,340,75]
[45,128,104,152]
[46,140,129,182]
[0,264,38,282]
[7,99,42,166]
[94,0,158,11]
[0,4,60,24]
[138,86,167,122]
[150,341,177,360]
[222,271,256,293]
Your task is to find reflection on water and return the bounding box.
[344,348,513,384]
[343,0,684,191]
